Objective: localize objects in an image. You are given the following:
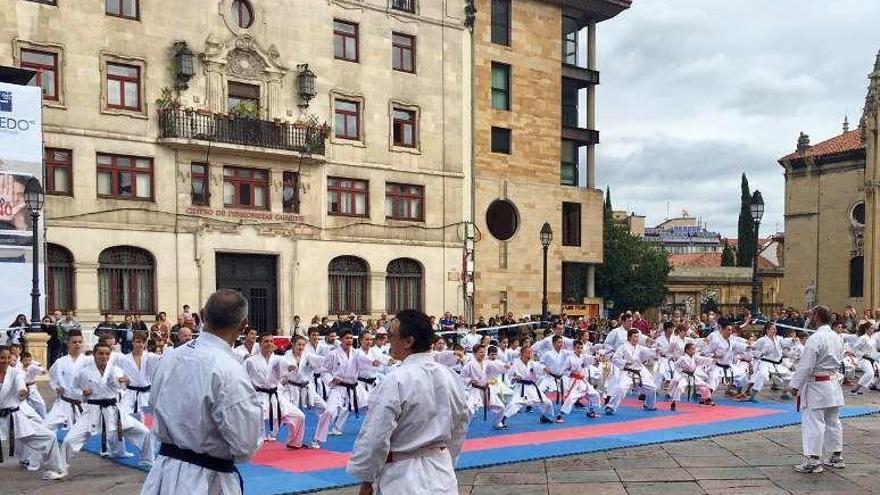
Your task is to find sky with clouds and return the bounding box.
[595,0,880,237]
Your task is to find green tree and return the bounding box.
[597,224,670,312]
[721,239,736,266]
[604,186,613,231]
[736,173,755,267]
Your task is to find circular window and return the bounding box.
[485,199,520,241]
[232,0,254,29]
[852,202,865,226]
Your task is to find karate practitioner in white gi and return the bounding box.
[281,336,326,448]
[788,305,846,473]
[314,329,379,445]
[498,345,556,428]
[460,344,508,426]
[653,322,683,389]
[668,342,715,410]
[20,351,47,418]
[559,340,602,419]
[603,314,633,352]
[63,342,155,465]
[702,323,750,394]
[245,333,306,448]
[848,321,879,395]
[234,327,259,359]
[0,345,67,480]
[532,322,575,358]
[355,332,393,402]
[606,329,658,414]
[347,310,471,495]
[117,331,162,421]
[741,323,792,401]
[44,330,86,430]
[142,289,263,495]
[539,335,572,407]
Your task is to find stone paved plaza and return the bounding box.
[3,389,878,495]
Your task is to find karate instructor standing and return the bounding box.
[141,290,263,494]
[788,305,846,474]
[347,310,471,495]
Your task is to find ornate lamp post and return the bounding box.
[540,222,553,323]
[24,178,44,331]
[749,190,765,317]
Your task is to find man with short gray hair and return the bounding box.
[141,290,263,495]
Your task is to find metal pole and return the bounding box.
[751,220,761,317]
[30,211,41,331]
[541,245,549,323]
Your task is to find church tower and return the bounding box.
[863,50,880,308]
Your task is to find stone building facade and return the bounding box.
[4,0,470,329]
[470,0,630,318]
[777,51,880,312]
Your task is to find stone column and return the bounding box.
[586,264,596,298]
[205,69,225,113]
[369,271,387,317]
[266,77,283,120]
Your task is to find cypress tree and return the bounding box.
[736,173,755,267]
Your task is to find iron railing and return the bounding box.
[158,109,326,155]
[391,0,416,13]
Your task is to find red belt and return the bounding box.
[814,375,831,382]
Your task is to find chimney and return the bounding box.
[796,132,810,153]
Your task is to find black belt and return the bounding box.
[623,368,643,389]
[86,398,122,454]
[357,376,377,392]
[0,406,18,462]
[340,382,360,417]
[548,372,565,404]
[314,373,327,401]
[517,379,543,401]
[287,381,309,409]
[60,395,83,423]
[471,383,491,420]
[760,358,783,365]
[255,386,282,433]
[715,362,733,383]
[128,385,151,415]
[159,443,243,493]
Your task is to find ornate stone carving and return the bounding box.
[227,48,268,79]
[851,226,864,257]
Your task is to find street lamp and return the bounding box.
[24,178,44,332]
[540,222,553,323]
[749,190,764,317]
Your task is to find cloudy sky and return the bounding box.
[596,0,880,237]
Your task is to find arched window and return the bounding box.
[328,256,368,314]
[850,256,864,298]
[231,0,254,29]
[386,258,423,313]
[47,244,75,312]
[98,246,155,314]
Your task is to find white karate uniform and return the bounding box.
[560,352,601,414]
[653,333,683,388]
[22,362,47,418]
[0,366,66,474]
[233,342,258,360]
[141,332,263,495]
[606,342,657,412]
[245,352,305,445]
[63,360,154,462]
[356,346,392,403]
[603,326,629,352]
[117,352,162,420]
[702,333,749,391]
[502,359,554,420]
[44,354,87,430]
[279,351,326,411]
[532,335,574,358]
[460,358,506,422]
[460,333,482,353]
[749,335,793,393]
[668,354,713,402]
[314,347,376,442]
[538,348,571,402]
[851,333,879,389]
[789,325,845,458]
[346,352,470,495]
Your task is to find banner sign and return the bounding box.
[0,82,43,326]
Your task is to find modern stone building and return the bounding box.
[4,0,471,329]
[470,0,631,318]
[777,50,880,311]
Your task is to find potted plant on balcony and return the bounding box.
[155,87,183,138]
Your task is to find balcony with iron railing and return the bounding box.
[157,108,327,158]
[391,0,416,14]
